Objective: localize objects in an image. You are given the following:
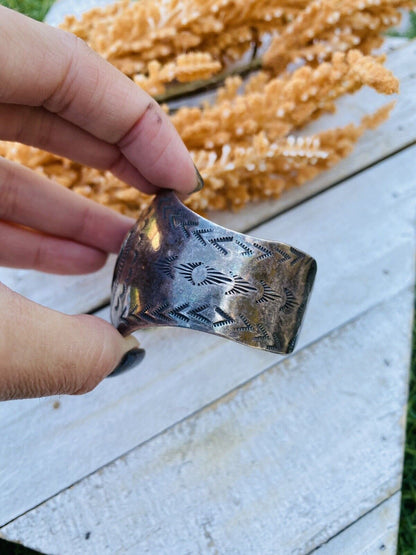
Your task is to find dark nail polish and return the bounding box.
[193,164,204,192]
[107,348,145,378]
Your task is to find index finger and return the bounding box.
[0,6,200,194]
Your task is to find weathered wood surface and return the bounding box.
[0,29,415,553]
[314,493,401,555]
[0,40,414,314]
[2,288,411,554]
[1,142,415,549]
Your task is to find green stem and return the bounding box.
[155,57,263,104]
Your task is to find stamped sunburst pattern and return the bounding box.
[177,262,232,286]
[225,275,258,296]
[256,280,282,304]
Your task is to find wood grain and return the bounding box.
[1,289,411,554]
[313,492,401,555]
[0,144,414,530]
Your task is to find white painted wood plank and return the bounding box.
[0,41,414,314]
[0,255,115,315]
[0,144,414,527]
[312,492,401,555]
[2,288,411,554]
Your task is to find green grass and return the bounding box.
[388,11,416,39]
[0,0,55,21]
[0,1,415,553]
[398,295,416,554]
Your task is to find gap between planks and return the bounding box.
[0,143,415,530]
[1,287,412,554]
[0,286,406,532]
[308,491,401,555]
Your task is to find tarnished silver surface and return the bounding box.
[111,192,316,354]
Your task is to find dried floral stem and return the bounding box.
[0,0,410,217]
[155,57,262,103]
[60,0,308,93]
[171,50,398,149]
[263,0,412,70]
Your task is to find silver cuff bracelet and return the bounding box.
[111,191,316,354]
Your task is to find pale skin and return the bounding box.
[0,6,201,400]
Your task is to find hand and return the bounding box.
[0,6,201,400]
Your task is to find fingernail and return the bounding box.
[107,348,145,377]
[193,164,204,192]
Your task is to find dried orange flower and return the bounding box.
[60,0,309,93]
[263,0,411,71]
[134,52,222,96]
[0,0,409,217]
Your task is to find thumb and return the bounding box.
[0,283,144,400]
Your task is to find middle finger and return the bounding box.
[0,156,134,254]
[0,103,158,194]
